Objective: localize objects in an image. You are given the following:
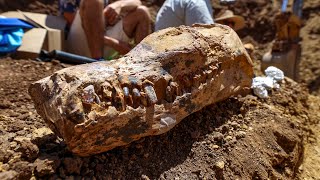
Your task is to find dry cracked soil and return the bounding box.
[0,0,320,179]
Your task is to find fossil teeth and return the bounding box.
[199,71,207,83]
[140,92,148,107]
[132,88,141,108]
[165,86,173,102]
[112,83,126,111]
[206,69,213,79]
[123,87,130,97]
[144,85,158,105]
[132,88,141,97]
[169,81,180,96]
[209,65,218,71]
[193,74,201,87]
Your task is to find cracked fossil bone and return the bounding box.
[29,24,253,156]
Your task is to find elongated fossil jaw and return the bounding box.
[29,24,254,156]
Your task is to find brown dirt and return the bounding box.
[0,0,319,179]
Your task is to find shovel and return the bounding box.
[261,0,303,81]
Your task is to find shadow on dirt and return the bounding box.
[308,76,320,94]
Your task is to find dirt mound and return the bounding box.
[0,0,320,179]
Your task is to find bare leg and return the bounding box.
[122,6,151,43]
[79,0,104,59]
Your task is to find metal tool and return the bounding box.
[261,0,303,81]
[38,50,100,64]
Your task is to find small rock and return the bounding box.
[225,136,233,141]
[16,139,39,161]
[9,141,17,149]
[236,131,246,139]
[141,174,150,180]
[215,161,225,170]
[0,170,18,180]
[7,133,16,142]
[211,144,220,149]
[34,155,61,177]
[230,121,239,128]
[0,100,12,109]
[213,132,224,142]
[31,127,56,146]
[241,124,248,130]
[10,161,33,180]
[221,125,230,134]
[63,157,83,175]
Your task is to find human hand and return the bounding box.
[104,36,132,55]
[103,3,121,26]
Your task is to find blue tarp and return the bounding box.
[0,18,33,53]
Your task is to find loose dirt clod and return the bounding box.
[29,24,254,156]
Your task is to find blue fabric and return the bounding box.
[0,28,24,53]
[59,0,109,14]
[0,18,33,53]
[0,18,33,30]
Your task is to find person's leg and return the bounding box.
[122,5,151,43]
[79,0,104,59]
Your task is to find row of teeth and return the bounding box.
[81,79,180,112]
[80,63,219,111]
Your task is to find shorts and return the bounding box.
[66,11,131,59]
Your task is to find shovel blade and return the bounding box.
[262,44,301,81]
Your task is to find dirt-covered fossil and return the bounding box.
[29,24,254,156]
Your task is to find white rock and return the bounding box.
[252,76,274,89]
[265,66,284,82]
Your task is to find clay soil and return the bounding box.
[0,0,320,179]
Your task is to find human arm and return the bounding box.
[104,0,142,25]
[104,36,132,55]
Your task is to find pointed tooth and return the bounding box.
[199,71,206,83]
[123,86,130,97]
[132,88,141,97]
[165,86,173,102]
[112,83,126,111]
[206,70,213,79]
[170,81,180,96]
[144,85,158,105]
[140,92,148,107]
[132,88,141,108]
[193,75,201,87]
[209,65,217,71]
